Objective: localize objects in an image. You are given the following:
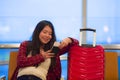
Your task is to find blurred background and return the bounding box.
[0,0,120,80]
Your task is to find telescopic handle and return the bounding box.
[79,28,96,47]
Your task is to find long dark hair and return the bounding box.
[26,20,56,56]
[26,20,57,67]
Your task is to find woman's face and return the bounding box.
[39,26,52,44]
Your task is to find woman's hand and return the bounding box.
[59,37,72,49]
[40,50,54,59]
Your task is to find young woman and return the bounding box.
[12,20,79,80]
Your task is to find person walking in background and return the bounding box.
[12,20,79,80]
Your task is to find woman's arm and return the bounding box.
[58,37,79,56]
[17,41,45,68]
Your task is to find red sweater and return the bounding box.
[11,38,78,80]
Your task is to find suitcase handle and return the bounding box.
[80,28,96,32]
[79,28,96,47]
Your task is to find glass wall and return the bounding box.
[0,0,82,43]
[87,0,120,44]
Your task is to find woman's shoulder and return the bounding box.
[20,40,31,46]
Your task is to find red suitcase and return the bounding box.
[68,28,104,80]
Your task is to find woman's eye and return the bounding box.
[43,31,47,34]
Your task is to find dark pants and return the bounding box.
[17,75,42,80]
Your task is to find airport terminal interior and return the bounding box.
[0,0,120,80]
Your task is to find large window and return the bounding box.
[0,0,82,43]
[87,0,120,44]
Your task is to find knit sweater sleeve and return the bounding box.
[17,41,45,68]
[58,37,79,56]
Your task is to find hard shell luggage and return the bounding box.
[68,28,104,80]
